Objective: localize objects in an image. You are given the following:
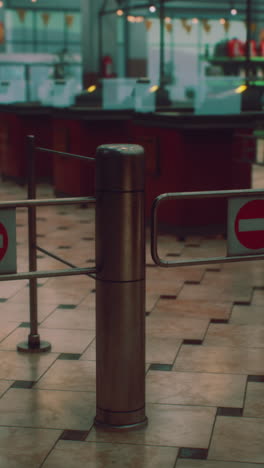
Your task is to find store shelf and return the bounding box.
[205,57,264,63]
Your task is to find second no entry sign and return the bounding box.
[228,197,264,256]
[0,209,16,274]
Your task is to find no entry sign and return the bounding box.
[0,210,16,274]
[228,197,264,256]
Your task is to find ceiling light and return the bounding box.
[149,5,156,13]
[231,8,238,15]
[116,9,124,16]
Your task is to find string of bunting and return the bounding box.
[17,9,26,23]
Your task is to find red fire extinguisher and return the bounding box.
[102,55,113,78]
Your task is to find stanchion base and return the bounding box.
[17,341,52,353]
[94,416,148,432]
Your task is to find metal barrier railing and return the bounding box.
[0,136,147,432]
[3,134,264,432]
[151,188,264,267]
[10,135,96,353]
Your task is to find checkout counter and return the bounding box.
[0,72,263,235]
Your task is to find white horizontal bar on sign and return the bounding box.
[239,218,264,232]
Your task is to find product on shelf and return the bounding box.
[227,38,244,57]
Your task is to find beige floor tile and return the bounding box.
[146,371,246,407]
[146,315,209,340]
[28,257,65,273]
[177,284,252,303]
[78,293,96,309]
[174,345,264,374]
[0,322,19,342]
[0,350,58,380]
[37,286,88,305]
[0,380,13,396]
[0,328,95,354]
[204,324,264,348]
[230,304,264,325]
[153,299,232,321]
[42,440,178,468]
[0,427,61,468]
[202,271,256,288]
[0,280,27,299]
[225,267,264,289]
[146,279,184,297]
[244,382,264,417]
[0,302,57,323]
[0,388,95,430]
[87,404,216,448]
[146,335,182,364]
[80,339,96,361]
[147,266,204,284]
[208,416,264,463]
[176,460,264,468]
[146,292,160,313]
[35,360,95,391]
[41,307,95,330]
[252,289,264,305]
[8,286,86,306]
[45,275,94,291]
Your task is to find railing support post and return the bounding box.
[17,135,51,353]
[95,144,147,431]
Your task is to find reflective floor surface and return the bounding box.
[0,165,264,467]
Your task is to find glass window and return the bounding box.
[36,11,64,51]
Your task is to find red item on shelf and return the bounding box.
[259,40,264,56]
[102,55,114,78]
[227,38,244,57]
[250,39,258,57]
[243,40,258,56]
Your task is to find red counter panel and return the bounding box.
[0,111,52,183]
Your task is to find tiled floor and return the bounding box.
[0,165,264,467]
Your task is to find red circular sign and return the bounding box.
[235,199,264,250]
[0,222,8,261]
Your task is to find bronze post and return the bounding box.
[95,144,147,431]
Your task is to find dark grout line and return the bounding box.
[248,375,264,382]
[178,447,208,459]
[216,407,243,417]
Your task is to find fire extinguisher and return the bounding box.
[102,55,113,78]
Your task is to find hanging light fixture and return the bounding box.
[115,0,124,16]
[230,2,238,16]
[149,2,157,13]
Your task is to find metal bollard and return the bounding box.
[95,144,147,431]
